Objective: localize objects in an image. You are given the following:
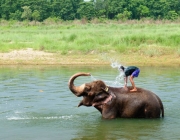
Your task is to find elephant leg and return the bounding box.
[102,105,117,119]
[144,106,160,118]
[102,109,117,119]
[121,108,138,118]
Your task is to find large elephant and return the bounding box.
[68,72,164,119]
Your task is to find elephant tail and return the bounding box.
[156,95,164,117]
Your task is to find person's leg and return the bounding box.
[129,75,137,92]
[129,69,140,92]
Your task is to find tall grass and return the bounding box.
[0,20,179,56]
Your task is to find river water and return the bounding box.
[0,65,180,140]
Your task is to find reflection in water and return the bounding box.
[0,65,180,140]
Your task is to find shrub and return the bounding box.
[166,11,179,20]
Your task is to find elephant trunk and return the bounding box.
[68,72,91,97]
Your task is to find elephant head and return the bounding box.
[68,72,113,108]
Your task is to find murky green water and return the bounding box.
[0,65,180,140]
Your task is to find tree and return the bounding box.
[116,8,132,21]
[0,0,180,21]
[21,6,32,20]
[9,10,22,20]
[0,0,13,19]
[137,5,150,19]
[32,10,40,22]
[59,0,76,20]
[77,1,96,20]
[94,0,106,18]
[166,10,179,20]
[105,0,125,19]
[149,0,171,19]
[29,0,52,21]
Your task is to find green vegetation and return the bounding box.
[0,20,180,57]
[1,0,180,59]
[0,0,180,21]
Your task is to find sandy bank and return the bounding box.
[0,48,179,66]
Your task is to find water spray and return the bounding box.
[90,75,97,81]
[89,60,125,87]
[106,61,125,87]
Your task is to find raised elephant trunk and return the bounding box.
[68,72,91,96]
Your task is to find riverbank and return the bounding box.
[0,48,179,66]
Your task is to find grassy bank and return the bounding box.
[0,20,180,65]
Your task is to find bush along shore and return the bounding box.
[0,20,180,66]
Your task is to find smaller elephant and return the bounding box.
[68,72,164,119]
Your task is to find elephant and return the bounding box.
[68,72,164,119]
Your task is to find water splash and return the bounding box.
[89,61,125,87]
[105,61,124,87]
[7,115,76,121]
[110,61,121,69]
[90,75,97,81]
[91,53,126,87]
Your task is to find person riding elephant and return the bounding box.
[119,65,140,92]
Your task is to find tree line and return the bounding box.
[0,0,180,22]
